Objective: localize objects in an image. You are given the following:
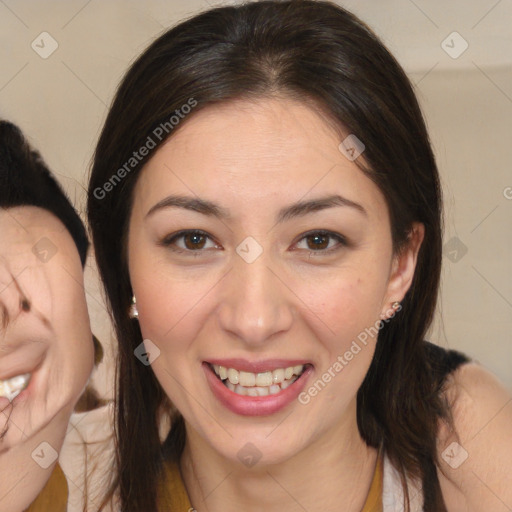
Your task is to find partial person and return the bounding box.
[0,121,104,512]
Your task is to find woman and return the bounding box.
[87,1,512,511]
[0,120,98,511]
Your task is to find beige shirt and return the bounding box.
[59,402,116,512]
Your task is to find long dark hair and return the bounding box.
[88,1,457,510]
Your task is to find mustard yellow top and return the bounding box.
[25,463,68,512]
[24,452,383,511]
[160,453,383,512]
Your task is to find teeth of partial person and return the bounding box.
[212,364,304,396]
[0,373,31,402]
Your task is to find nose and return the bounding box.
[216,254,295,346]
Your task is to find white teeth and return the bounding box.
[256,371,273,387]
[227,368,239,385]
[254,386,269,396]
[212,363,305,397]
[219,366,228,380]
[239,371,256,387]
[281,377,297,390]
[272,368,284,384]
[269,384,281,395]
[235,384,248,396]
[293,365,303,376]
[0,373,31,402]
[215,364,304,386]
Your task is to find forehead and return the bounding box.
[134,97,388,221]
[0,207,77,265]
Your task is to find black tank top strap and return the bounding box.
[422,339,471,383]
[418,340,471,511]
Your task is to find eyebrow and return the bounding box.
[145,193,367,222]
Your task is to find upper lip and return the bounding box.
[0,342,47,381]
[206,358,312,373]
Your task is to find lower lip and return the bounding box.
[203,362,313,416]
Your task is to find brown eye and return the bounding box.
[160,230,218,254]
[183,233,207,250]
[305,234,329,250]
[295,230,347,253]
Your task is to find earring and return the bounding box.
[380,300,401,320]
[129,296,138,319]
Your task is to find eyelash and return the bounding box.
[159,229,347,257]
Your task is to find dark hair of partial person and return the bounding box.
[0,120,89,267]
[87,1,470,510]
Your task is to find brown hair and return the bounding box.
[88,1,458,510]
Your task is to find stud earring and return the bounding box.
[380,300,402,320]
[129,296,138,319]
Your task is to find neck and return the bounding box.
[179,398,378,512]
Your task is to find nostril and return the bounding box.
[0,272,34,333]
[20,298,31,312]
[0,303,8,330]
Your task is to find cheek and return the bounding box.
[294,263,387,344]
[294,271,386,413]
[134,268,218,354]
[128,228,218,345]
[56,290,95,382]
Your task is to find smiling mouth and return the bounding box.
[0,373,31,402]
[209,363,309,396]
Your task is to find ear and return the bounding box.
[381,222,425,318]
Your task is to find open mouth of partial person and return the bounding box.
[0,343,47,406]
[0,373,31,402]
[203,360,313,416]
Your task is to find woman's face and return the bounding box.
[0,206,94,510]
[128,98,423,466]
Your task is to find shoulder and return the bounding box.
[436,362,512,511]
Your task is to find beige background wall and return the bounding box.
[1,0,511,396]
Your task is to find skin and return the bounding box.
[128,97,424,512]
[436,364,512,511]
[0,206,94,512]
